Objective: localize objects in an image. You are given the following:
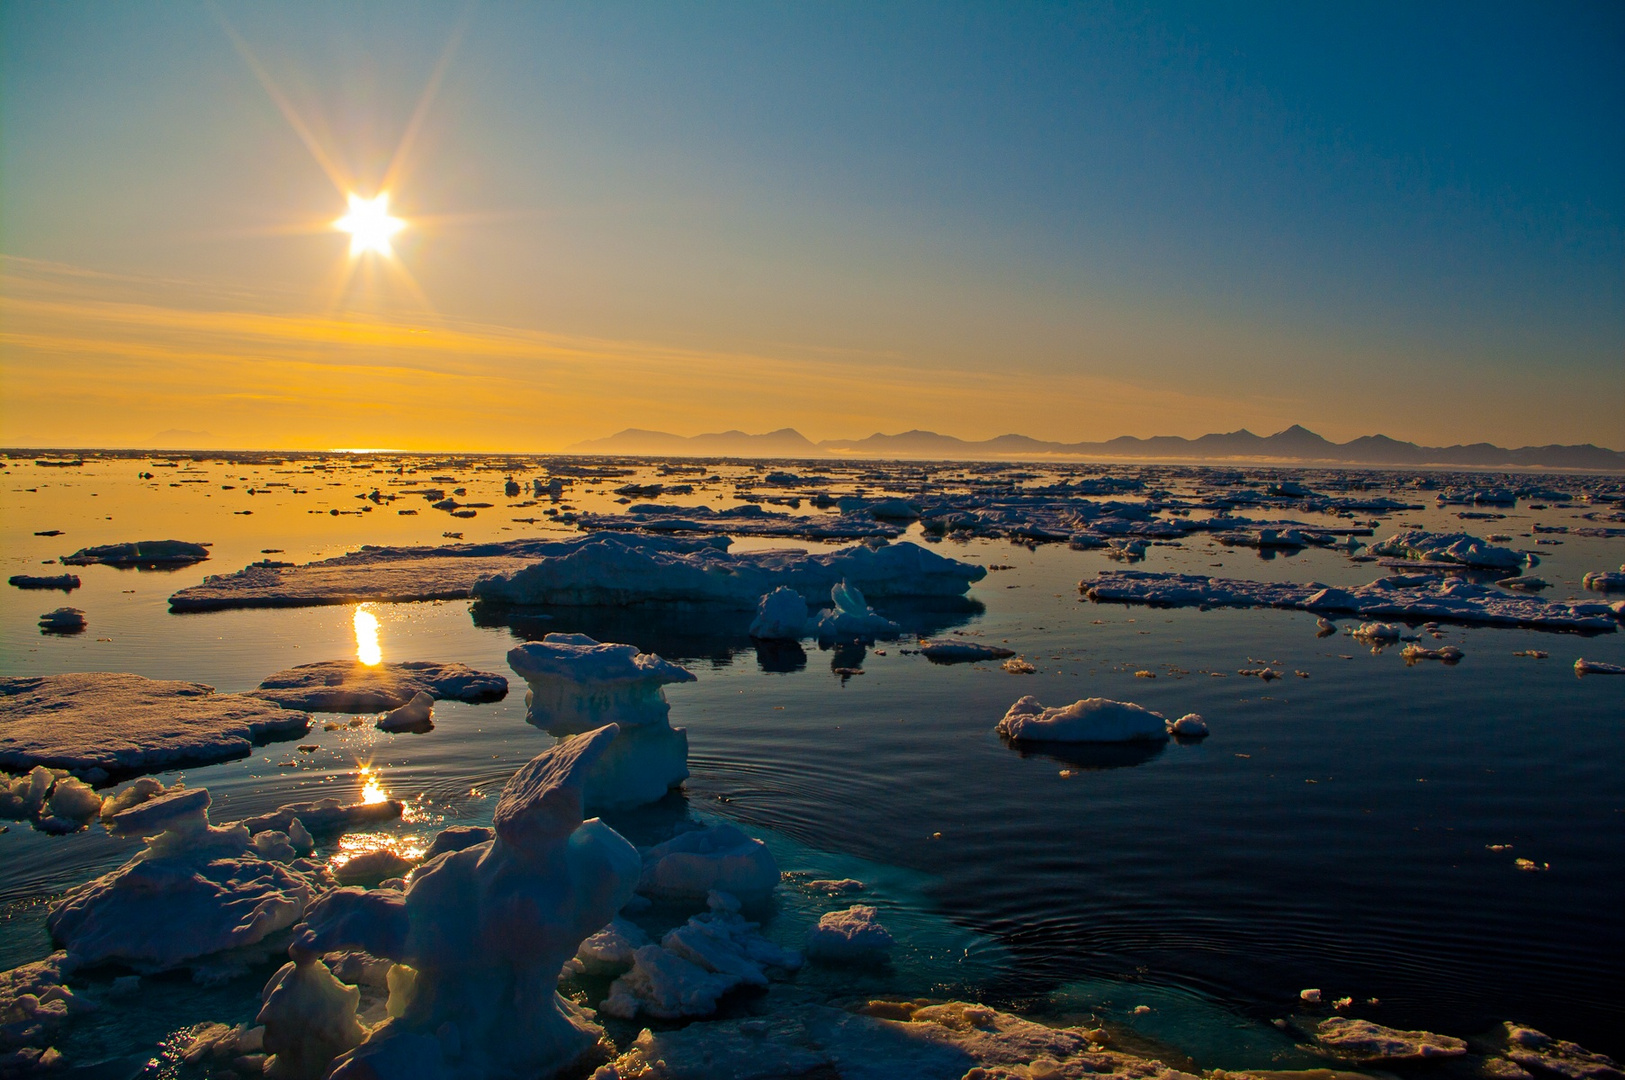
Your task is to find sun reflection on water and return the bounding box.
[354,605,382,666]
[359,764,389,804]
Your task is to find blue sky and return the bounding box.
[2,1,1621,449]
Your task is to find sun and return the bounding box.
[335,193,406,257]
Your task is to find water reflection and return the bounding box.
[999,736,1166,771]
[354,605,382,665]
[471,596,986,667]
[359,764,389,804]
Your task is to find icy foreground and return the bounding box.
[168,534,984,611]
[508,635,696,812]
[0,673,310,780]
[1081,572,1620,632]
[249,660,508,711]
[271,725,639,1080]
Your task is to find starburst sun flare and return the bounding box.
[335,193,406,257]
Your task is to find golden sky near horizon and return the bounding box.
[2,5,1621,452]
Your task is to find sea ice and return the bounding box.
[47,787,323,969]
[1079,571,1618,632]
[997,696,1171,744]
[376,691,434,733]
[250,660,508,712]
[748,587,808,640]
[241,797,402,837]
[1166,714,1209,737]
[258,957,368,1079]
[61,540,210,566]
[7,574,79,591]
[0,952,85,1063]
[637,823,781,902]
[507,634,696,812]
[920,639,1017,662]
[0,673,310,779]
[571,917,650,975]
[1313,1017,1468,1061]
[1350,622,1402,643]
[36,607,85,632]
[1573,659,1625,676]
[1369,530,1529,571]
[0,766,56,821]
[284,725,640,1080]
[813,582,900,637]
[1402,644,1464,664]
[579,505,902,541]
[805,905,894,964]
[1583,566,1625,592]
[1499,1022,1624,1080]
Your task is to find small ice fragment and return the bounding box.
[805,905,894,964]
[377,690,434,733]
[1167,713,1208,737]
[1301,988,1323,1003]
[997,696,1170,744]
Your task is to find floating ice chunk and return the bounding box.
[1402,644,1464,665]
[813,581,899,637]
[332,849,418,887]
[1314,1017,1468,1061]
[1350,622,1402,643]
[1080,571,1617,632]
[920,639,1016,662]
[1166,713,1209,737]
[572,917,650,975]
[377,691,434,733]
[37,607,85,631]
[62,540,210,566]
[258,955,368,1078]
[242,797,402,837]
[805,905,894,964]
[0,952,84,1060]
[42,775,102,827]
[1500,1022,1623,1080]
[250,660,508,712]
[1583,567,1625,592]
[291,725,640,1080]
[99,776,166,820]
[0,766,55,820]
[8,573,79,590]
[601,898,801,1020]
[997,696,1171,744]
[49,787,320,969]
[1299,988,1322,1003]
[1574,658,1625,676]
[1369,530,1528,571]
[507,634,695,812]
[748,587,808,640]
[0,672,310,779]
[638,824,780,902]
[423,825,493,859]
[1497,576,1550,592]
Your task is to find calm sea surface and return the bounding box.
[2,453,1621,1074]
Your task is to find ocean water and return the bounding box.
[1,452,1621,1075]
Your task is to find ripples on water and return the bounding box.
[1,454,1621,1069]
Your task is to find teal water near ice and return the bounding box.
[2,454,1621,1074]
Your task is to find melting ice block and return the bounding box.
[805,905,894,964]
[997,696,1172,744]
[748,587,808,640]
[508,634,696,812]
[637,823,781,902]
[1369,530,1529,571]
[813,581,899,637]
[280,725,640,1080]
[47,787,321,969]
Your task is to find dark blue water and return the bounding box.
[2,455,1621,1071]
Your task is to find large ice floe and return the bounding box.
[1368,530,1531,571]
[169,534,984,612]
[265,725,639,1080]
[577,504,903,541]
[508,634,695,812]
[1080,571,1620,632]
[997,696,1172,744]
[47,787,325,970]
[0,673,310,780]
[249,660,508,711]
[61,539,210,567]
[599,891,802,1021]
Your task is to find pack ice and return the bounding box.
[508,634,696,812]
[1368,530,1531,571]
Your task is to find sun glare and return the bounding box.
[353,604,382,666]
[335,193,406,257]
[358,766,389,805]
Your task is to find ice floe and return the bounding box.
[47,787,324,970]
[249,660,508,712]
[1369,530,1530,571]
[0,673,310,780]
[1080,571,1619,632]
[600,891,802,1020]
[376,690,435,733]
[1166,714,1208,737]
[579,504,902,541]
[241,797,402,837]
[61,539,210,566]
[813,582,900,637]
[1499,1022,1624,1080]
[805,905,895,964]
[1312,1016,1467,1061]
[920,639,1016,663]
[1402,644,1464,664]
[7,574,78,591]
[637,823,780,902]
[282,725,640,1079]
[997,696,1172,744]
[1583,566,1625,592]
[748,587,808,640]
[36,607,85,633]
[1573,659,1625,676]
[0,952,85,1067]
[508,634,695,812]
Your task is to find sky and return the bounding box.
[2,0,1621,451]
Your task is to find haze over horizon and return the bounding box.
[3,2,1622,452]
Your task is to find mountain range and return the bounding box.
[566,425,1624,470]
